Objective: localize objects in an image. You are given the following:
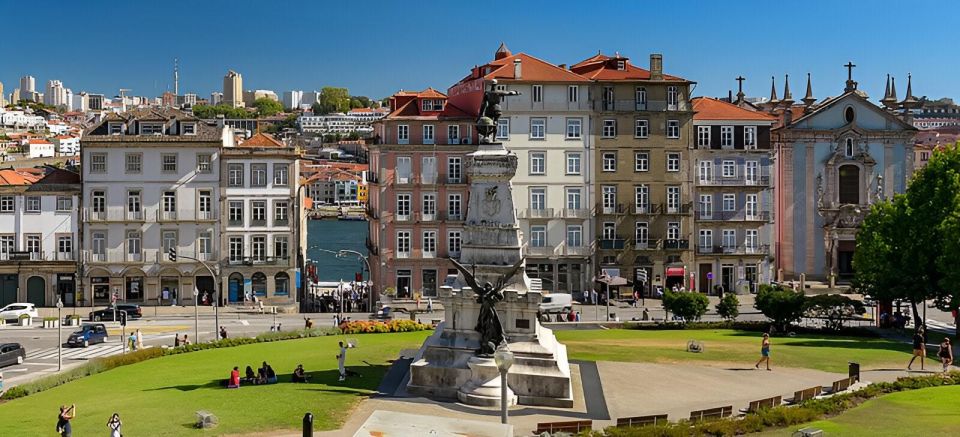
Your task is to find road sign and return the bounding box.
[707,272,714,280]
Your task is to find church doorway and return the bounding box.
[837,240,856,278]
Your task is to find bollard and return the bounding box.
[302,412,314,437]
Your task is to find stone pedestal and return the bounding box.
[457,356,517,407]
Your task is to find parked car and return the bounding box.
[67,323,109,348]
[89,304,142,321]
[539,293,573,314]
[0,343,26,367]
[0,303,39,322]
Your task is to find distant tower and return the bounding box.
[174,58,180,96]
[223,70,244,108]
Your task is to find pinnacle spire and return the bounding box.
[881,74,898,109]
[495,42,512,60]
[802,73,816,106]
[781,74,794,106]
[890,76,898,101]
[900,73,919,109]
[768,76,779,105]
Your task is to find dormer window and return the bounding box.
[182,123,196,135]
[616,60,626,70]
[140,123,164,135]
[844,138,855,157]
[108,122,123,135]
[420,99,444,111]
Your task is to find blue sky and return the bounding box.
[2,0,955,102]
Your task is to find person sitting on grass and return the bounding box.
[257,364,267,384]
[265,362,277,383]
[292,364,309,383]
[244,366,257,384]
[227,366,240,388]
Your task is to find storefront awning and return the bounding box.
[666,267,685,277]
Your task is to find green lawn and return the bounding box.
[755,385,960,436]
[0,331,429,436]
[555,328,934,373]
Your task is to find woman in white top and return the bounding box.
[106,413,122,437]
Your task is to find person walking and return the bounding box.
[174,332,180,347]
[128,332,137,351]
[907,327,926,370]
[57,404,75,437]
[755,333,772,370]
[338,341,348,381]
[106,412,122,437]
[938,337,953,373]
[219,326,228,339]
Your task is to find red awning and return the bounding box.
[666,267,685,277]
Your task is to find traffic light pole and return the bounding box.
[169,249,220,341]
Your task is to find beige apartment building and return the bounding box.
[223,70,243,108]
[571,53,696,293]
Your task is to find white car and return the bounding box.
[0,303,39,322]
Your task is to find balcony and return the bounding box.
[396,251,411,259]
[158,210,178,222]
[127,209,145,221]
[84,208,146,222]
[126,251,143,262]
[445,176,465,185]
[634,240,655,251]
[419,212,437,222]
[696,210,771,222]
[661,203,693,215]
[524,245,556,257]
[196,210,216,221]
[696,245,770,255]
[598,203,628,215]
[196,252,215,262]
[396,213,411,222]
[395,173,413,185]
[250,218,267,227]
[565,245,589,257]
[663,239,690,250]
[634,203,662,215]
[420,173,438,185]
[558,208,590,219]
[697,175,771,187]
[227,256,291,266]
[520,208,555,219]
[594,99,690,112]
[446,211,463,221]
[0,251,74,262]
[599,238,626,250]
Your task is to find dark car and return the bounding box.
[0,343,26,367]
[89,304,142,321]
[67,323,109,348]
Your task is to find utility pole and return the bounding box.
[169,248,219,339]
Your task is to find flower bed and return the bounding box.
[338,319,433,334]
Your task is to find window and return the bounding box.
[91,232,105,258]
[25,234,41,256]
[273,164,288,186]
[91,191,105,213]
[602,222,616,240]
[697,126,711,148]
[422,193,436,218]
[198,232,212,258]
[228,201,243,225]
[56,196,72,211]
[745,161,759,184]
[567,225,583,247]
[447,125,460,144]
[666,186,681,213]
[566,152,581,175]
[602,86,614,110]
[448,230,462,257]
[530,187,546,210]
[602,185,617,212]
[635,87,647,110]
[126,190,141,217]
[634,151,649,172]
[423,231,437,257]
[667,120,680,138]
[197,153,212,173]
[251,200,267,225]
[108,123,123,135]
[568,85,579,103]
[125,153,142,173]
[182,123,196,135]
[530,118,546,139]
[396,231,411,257]
[602,119,616,138]
[844,138,855,157]
[162,190,176,213]
[667,222,680,241]
[721,126,734,148]
[126,230,141,257]
[161,153,177,173]
[602,152,617,172]
[140,123,163,135]
[667,86,679,109]
[423,125,435,144]
[532,85,543,103]
[0,235,13,258]
[530,225,546,247]
[699,230,713,251]
[274,235,288,259]
[251,236,266,261]
[274,272,290,295]
[25,196,40,213]
[229,236,243,262]
[529,152,546,175]
[397,125,409,144]
[844,106,855,123]
[722,229,737,250]
[496,118,510,139]
[721,160,736,178]
[698,160,714,183]
[566,187,582,210]
[745,194,758,218]
[447,194,462,220]
[274,200,288,225]
[635,222,649,247]
[228,163,244,186]
[635,185,649,213]
[666,152,681,172]
[745,229,759,251]
[635,119,649,138]
[722,193,736,211]
[198,190,212,219]
[162,230,177,258]
[396,156,412,183]
[699,194,713,219]
[397,193,411,220]
[838,164,860,204]
[90,153,107,173]
[447,157,462,183]
[565,118,581,139]
[250,163,267,187]
[744,126,757,149]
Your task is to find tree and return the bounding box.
[352,96,371,108]
[803,294,865,331]
[716,293,740,321]
[662,291,709,323]
[754,284,806,332]
[192,104,252,119]
[313,87,350,114]
[252,97,283,117]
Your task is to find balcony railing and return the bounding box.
[565,245,589,256]
[520,208,554,219]
[594,99,689,112]
[696,210,772,221]
[227,256,291,266]
[663,239,690,250]
[0,251,74,262]
[396,213,411,222]
[661,203,693,215]
[395,173,413,185]
[697,176,771,187]
[559,208,590,219]
[158,210,178,221]
[599,238,626,250]
[634,240,654,250]
[696,244,770,255]
[598,203,628,215]
[84,208,146,222]
[525,245,556,257]
[420,212,437,222]
[420,173,438,185]
[197,210,216,221]
[446,211,463,221]
[126,251,143,262]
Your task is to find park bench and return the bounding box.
[784,386,822,405]
[615,414,669,428]
[822,376,856,395]
[739,395,782,414]
[688,405,733,422]
[534,420,592,435]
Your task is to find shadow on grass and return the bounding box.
[144,366,389,394]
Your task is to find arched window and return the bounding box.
[252,272,267,297]
[844,106,855,123]
[228,273,244,303]
[274,272,290,296]
[844,138,854,157]
[838,165,860,204]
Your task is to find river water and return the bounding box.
[306,220,369,282]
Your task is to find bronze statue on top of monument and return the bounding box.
[450,258,525,356]
[476,79,520,144]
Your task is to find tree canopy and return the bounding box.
[192,104,252,119]
[252,97,283,117]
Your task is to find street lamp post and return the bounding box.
[56,298,63,371]
[309,246,374,312]
[494,347,514,425]
[193,288,199,342]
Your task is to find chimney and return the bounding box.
[514,59,522,79]
[650,54,663,80]
[728,90,733,102]
[559,64,567,70]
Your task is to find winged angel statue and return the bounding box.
[449,258,525,355]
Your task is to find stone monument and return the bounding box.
[406,81,573,407]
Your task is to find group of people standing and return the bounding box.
[908,326,954,372]
[56,405,122,437]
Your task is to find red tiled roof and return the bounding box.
[570,53,686,82]
[240,132,285,148]
[417,88,446,99]
[0,169,43,185]
[27,139,53,145]
[692,97,777,121]
[479,52,589,83]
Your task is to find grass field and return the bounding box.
[555,328,935,373]
[755,385,960,436]
[0,331,430,436]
